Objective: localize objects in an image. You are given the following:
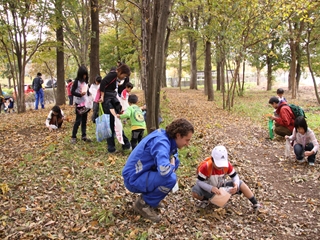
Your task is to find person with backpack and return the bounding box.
[268,96,295,137]
[70,65,91,144]
[99,63,131,153]
[32,72,44,110]
[285,116,318,166]
[122,118,194,222]
[192,145,261,210]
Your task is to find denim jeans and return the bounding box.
[34,88,44,109]
[294,143,317,163]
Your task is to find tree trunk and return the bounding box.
[56,0,65,106]
[296,43,301,91]
[142,0,172,133]
[205,40,213,101]
[189,37,197,90]
[178,37,182,88]
[266,55,272,91]
[216,59,221,91]
[162,26,170,88]
[306,30,320,104]
[90,0,100,84]
[240,60,245,95]
[289,39,297,99]
[256,67,261,86]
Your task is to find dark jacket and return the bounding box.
[100,71,118,92]
[32,77,43,91]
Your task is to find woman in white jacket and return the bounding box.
[46,105,65,131]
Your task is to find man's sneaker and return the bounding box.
[82,137,92,142]
[133,196,161,223]
[153,202,165,209]
[309,162,315,166]
[70,138,77,144]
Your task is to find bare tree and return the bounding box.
[140,0,172,132]
[0,0,48,113]
[90,0,100,84]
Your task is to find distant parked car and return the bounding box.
[44,79,57,88]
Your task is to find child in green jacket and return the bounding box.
[117,94,146,149]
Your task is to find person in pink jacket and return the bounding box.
[268,96,295,137]
[285,116,318,166]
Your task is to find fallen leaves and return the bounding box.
[0,90,320,239]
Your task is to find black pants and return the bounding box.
[91,102,99,123]
[294,143,317,163]
[106,113,130,152]
[131,129,144,150]
[72,107,88,138]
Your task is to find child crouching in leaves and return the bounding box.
[46,105,65,131]
[192,145,262,211]
[285,116,318,166]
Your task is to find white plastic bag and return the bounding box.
[114,117,124,144]
[85,95,93,109]
[49,124,58,130]
[285,139,291,158]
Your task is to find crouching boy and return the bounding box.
[192,145,261,210]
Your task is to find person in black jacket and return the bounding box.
[70,65,91,144]
[32,72,44,110]
[99,63,131,153]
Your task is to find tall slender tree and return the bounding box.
[0,0,48,113]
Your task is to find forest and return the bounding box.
[1,1,320,239]
[1,0,320,132]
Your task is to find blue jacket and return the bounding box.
[122,129,180,192]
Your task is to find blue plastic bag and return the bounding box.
[95,103,112,142]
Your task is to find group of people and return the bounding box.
[268,88,318,166]
[66,63,146,153]
[42,70,319,223]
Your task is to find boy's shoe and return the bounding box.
[252,203,262,210]
[133,196,161,223]
[82,137,92,142]
[195,200,210,209]
[70,138,77,144]
[309,162,315,166]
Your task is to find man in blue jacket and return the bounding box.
[122,118,194,222]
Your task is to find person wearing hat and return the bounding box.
[191,145,261,210]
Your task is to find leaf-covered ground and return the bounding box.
[0,88,319,240]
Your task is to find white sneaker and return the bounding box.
[297,159,305,164]
[309,162,315,166]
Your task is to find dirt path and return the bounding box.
[165,88,320,239]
